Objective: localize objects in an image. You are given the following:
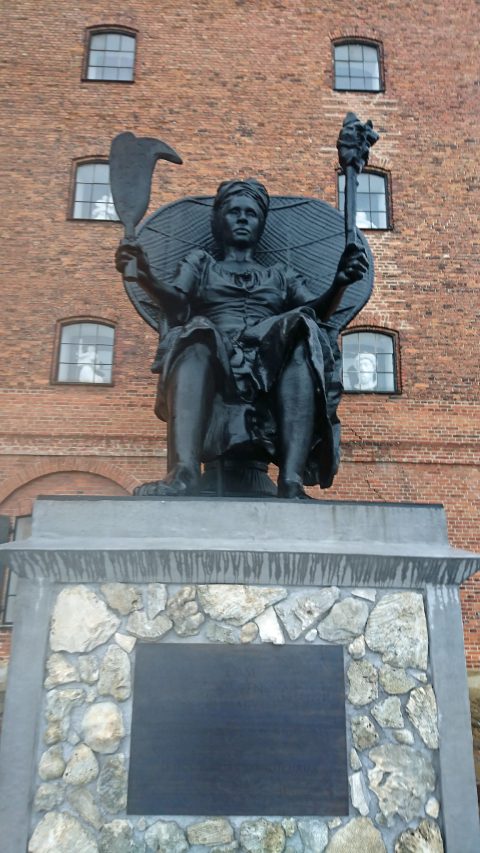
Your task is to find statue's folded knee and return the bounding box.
[290,338,309,366]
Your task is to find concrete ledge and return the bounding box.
[1,498,478,587]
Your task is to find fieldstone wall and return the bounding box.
[28,583,444,853]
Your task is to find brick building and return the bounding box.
[1,0,479,693]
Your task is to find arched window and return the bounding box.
[338,171,390,230]
[72,161,118,221]
[333,41,382,91]
[56,322,115,384]
[342,330,398,393]
[85,28,136,82]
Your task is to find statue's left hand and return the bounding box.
[115,239,151,276]
[335,244,369,288]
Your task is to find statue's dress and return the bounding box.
[151,249,343,488]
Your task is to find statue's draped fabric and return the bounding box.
[152,250,342,488]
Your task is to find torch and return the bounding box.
[109,132,182,282]
[337,113,379,248]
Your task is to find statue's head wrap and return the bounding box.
[211,178,270,247]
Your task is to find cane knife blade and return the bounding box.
[109,132,182,237]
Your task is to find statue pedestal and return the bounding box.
[0,498,478,852]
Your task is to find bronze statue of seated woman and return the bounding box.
[112,117,377,498]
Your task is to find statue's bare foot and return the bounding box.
[134,465,200,497]
[277,477,311,500]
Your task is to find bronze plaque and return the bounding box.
[128,644,348,815]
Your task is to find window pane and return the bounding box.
[376,372,395,392]
[363,45,378,62]
[376,353,394,372]
[372,211,387,228]
[96,346,114,365]
[73,201,88,218]
[349,61,364,76]
[349,44,363,60]
[358,333,376,353]
[118,67,133,81]
[119,52,134,68]
[375,334,393,354]
[61,324,82,344]
[96,326,114,344]
[105,33,121,50]
[120,34,135,51]
[89,50,104,67]
[342,335,358,354]
[92,163,109,182]
[76,163,95,183]
[343,366,357,391]
[370,193,386,212]
[356,211,373,229]
[58,362,78,382]
[357,192,371,211]
[80,324,100,345]
[91,182,110,201]
[364,61,379,77]
[356,354,378,390]
[76,183,94,203]
[104,50,120,67]
[368,174,386,192]
[351,77,368,90]
[59,343,80,364]
[335,61,350,77]
[90,33,106,49]
[334,45,349,60]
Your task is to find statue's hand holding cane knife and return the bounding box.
[110,132,182,283]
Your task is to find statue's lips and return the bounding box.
[233,227,251,235]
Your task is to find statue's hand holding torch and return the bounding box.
[337,113,379,248]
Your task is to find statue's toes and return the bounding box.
[133,478,193,497]
[153,480,188,497]
[133,481,165,496]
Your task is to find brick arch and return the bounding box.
[0,459,140,508]
[328,28,385,45]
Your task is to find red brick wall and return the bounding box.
[1,2,479,660]
[0,632,12,659]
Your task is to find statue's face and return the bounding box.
[219,194,264,249]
